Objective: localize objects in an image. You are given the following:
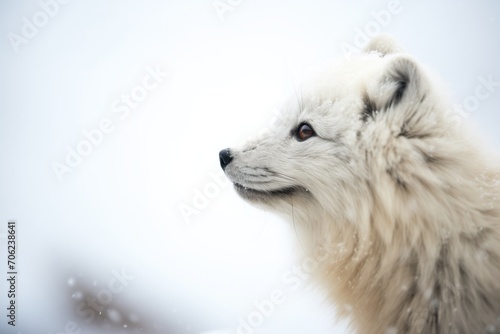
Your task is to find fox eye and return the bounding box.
[295,123,315,141]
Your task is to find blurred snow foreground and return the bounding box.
[199,331,270,334]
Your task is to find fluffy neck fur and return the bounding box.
[288,127,500,333]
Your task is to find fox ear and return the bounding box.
[381,55,421,108]
[363,34,403,56]
[363,55,426,124]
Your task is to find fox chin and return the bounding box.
[219,35,500,334]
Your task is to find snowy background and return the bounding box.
[0,1,499,333]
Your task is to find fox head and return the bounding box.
[219,35,455,238]
[219,35,500,334]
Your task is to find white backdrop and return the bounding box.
[0,1,499,333]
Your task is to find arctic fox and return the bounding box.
[219,36,500,334]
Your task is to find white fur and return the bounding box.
[221,36,500,333]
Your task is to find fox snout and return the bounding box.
[219,148,233,170]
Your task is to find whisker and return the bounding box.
[291,196,306,255]
[274,171,302,184]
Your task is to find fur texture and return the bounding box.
[219,36,500,334]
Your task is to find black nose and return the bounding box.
[219,148,233,170]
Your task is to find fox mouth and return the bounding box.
[233,182,305,197]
